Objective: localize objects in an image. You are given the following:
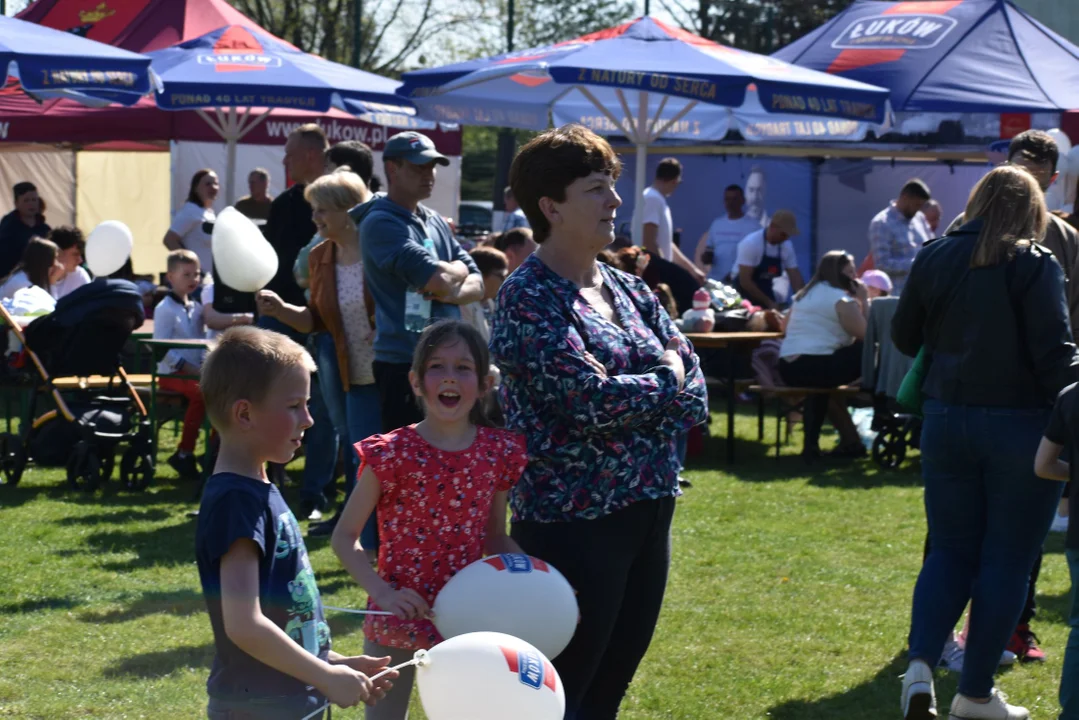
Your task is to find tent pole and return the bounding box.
[631,92,649,245]
[225,107,239,205]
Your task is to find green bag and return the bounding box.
[896,346,928,416]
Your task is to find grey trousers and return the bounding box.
[363,638,418,720]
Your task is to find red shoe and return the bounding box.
[1006,624,1046,662]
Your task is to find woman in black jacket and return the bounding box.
[892,165,1077,720]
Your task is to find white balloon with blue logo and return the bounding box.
[433,554,578,660]
[417,631,565,720]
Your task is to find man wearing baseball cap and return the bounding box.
[730,209,805,310]
[351,131,483,432]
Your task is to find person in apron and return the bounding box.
[730,210,804,309]
[733,248,784,303]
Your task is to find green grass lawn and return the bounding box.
[0,406,1071,719]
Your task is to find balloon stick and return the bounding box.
[323,605,394,616]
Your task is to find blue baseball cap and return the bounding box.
[383,131,449,166]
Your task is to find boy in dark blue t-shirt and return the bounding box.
[1034,382,1078,720]
[196,327,398,719]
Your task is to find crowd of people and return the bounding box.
[2,120,1076,720]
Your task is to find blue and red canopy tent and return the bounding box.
[0,12,154,106]
[773,0,1079,113]
[147,23,419,202]
[399,16,891,239]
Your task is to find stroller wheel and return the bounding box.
[66,442,101,492]
[120,448,153,492]
[0,432,27,486]
[872,429,907,469]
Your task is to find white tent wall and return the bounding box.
[76,151,172,278]
[0,145,76,226]
[171,141,463,222]
[815,159,990,264]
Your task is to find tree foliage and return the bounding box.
[657,0,855,53]
[227,0,484,75]
[515,0,637,49]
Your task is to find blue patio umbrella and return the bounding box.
[0,13,154,105]
[396,16,890,239]
[147,24,422,202]
[773,0,1079,113]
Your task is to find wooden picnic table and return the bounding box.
[683,331,784,463]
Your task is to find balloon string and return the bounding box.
[297,650,430,720]
[323,605,395,616]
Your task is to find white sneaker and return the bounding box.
[307,507,323,522]
[901,660,937,719]
[1051,512,1069,533]
[949,689,1029,719]
[939,638,965,674]
[998,650,1017,666]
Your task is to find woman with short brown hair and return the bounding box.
[490,125,709,719]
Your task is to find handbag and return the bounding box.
[896,346,928,414]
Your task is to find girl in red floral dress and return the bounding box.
[331,319,528,720]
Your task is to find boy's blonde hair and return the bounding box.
[304,168,368,213]
[201,327,316,430]
[167,248,200,272]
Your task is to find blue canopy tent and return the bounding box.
[396,16,890,240]
[773,0,1079,113]
[147,24,421,202]
[0,13,154,106]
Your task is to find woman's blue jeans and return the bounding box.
[1062,549,1079,720]
[314,332,381,550]
[908,399,1062,699]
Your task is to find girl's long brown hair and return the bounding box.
[5,236,58,291]
[963,165,1047,268]
[411,319,496,428]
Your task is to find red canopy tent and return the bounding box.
[1,0,460,154]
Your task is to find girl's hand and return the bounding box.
[373,587,431,621]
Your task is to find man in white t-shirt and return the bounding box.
[640,157,705,284]
[695,184,761,283]
[731,209,804,310]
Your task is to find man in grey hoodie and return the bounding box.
[351,131,483,431]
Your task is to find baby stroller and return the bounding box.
[862,297,922,468]
[0,279,154,491]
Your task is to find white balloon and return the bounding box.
[85,220,133,277]
[212,206,278,292]
[417,632,565,720]
[433,554,578,660]
[1048,128,1073,156]
[1066,145,1079,176]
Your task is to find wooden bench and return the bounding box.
[747,384,863,459]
